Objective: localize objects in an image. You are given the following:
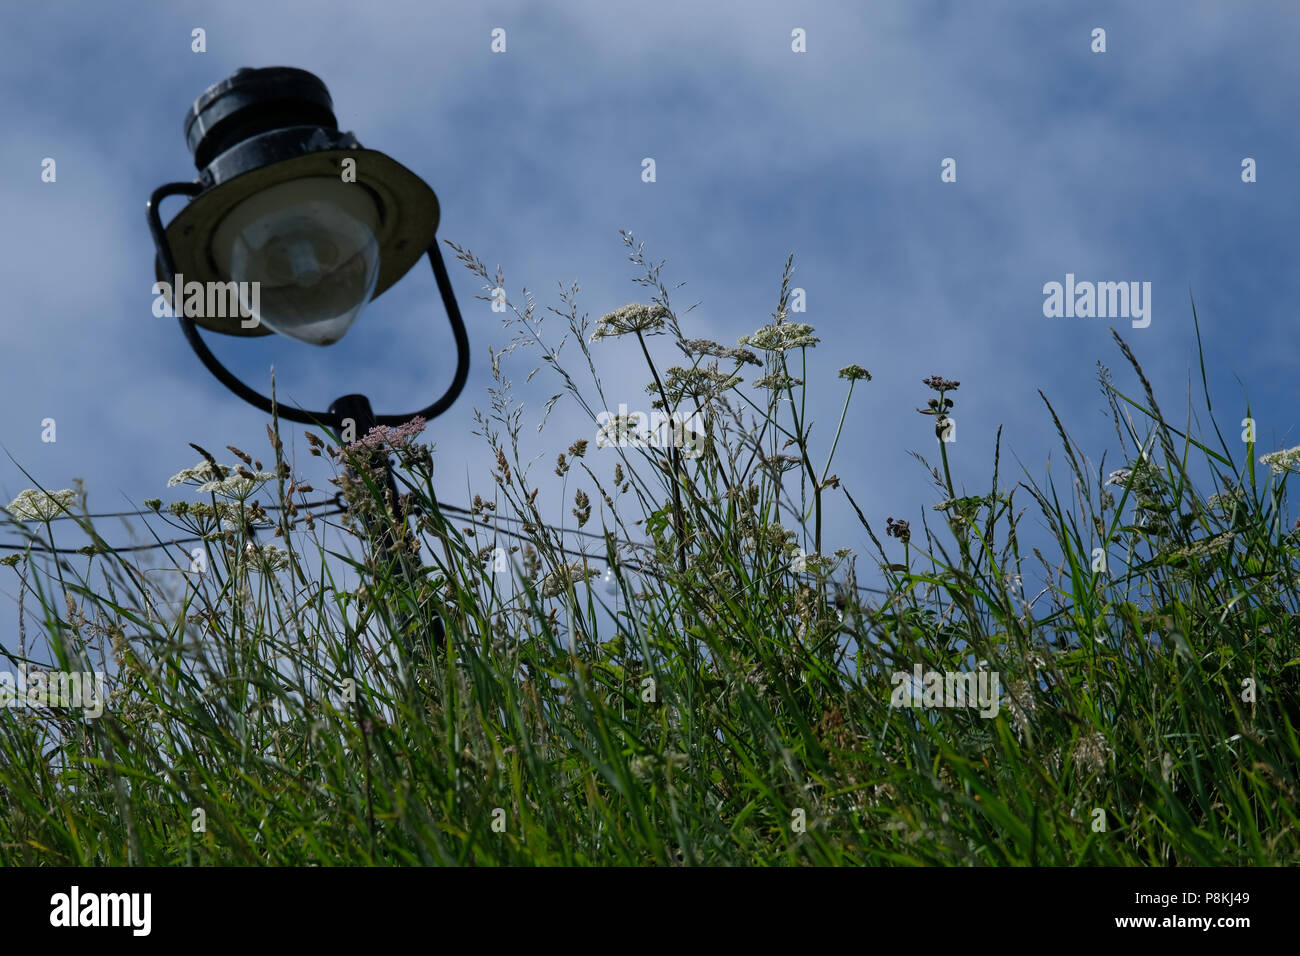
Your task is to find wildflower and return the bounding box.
[788,545,833,573]
[756,453,801,478]
[1259,445,1300,475]
[921,375,960,393]
[590,303,669,341]
[683,338,761,366]
[1105,468,1132,487]
[597,411,646,448]
[754,371,803,391]
[759,525,798,551]
[649,365,742,406]
[1166,531,1236,560]
[5,488,76,521]
[198,472,276,497]
[741,322,819,352]
[335,416,428,463]
[185,501,242,523]
[168,461,230,487]
[243,542,290,573]
[838,364,871,382]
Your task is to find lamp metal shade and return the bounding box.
[154,67,440,337]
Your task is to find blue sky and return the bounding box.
[3,0,1299,628]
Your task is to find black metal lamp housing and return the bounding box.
[147,66,469,427]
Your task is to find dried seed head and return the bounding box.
[573,489,591,528]
[885,516,911,544]
[922,375,960,393]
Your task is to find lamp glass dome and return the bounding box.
[211,177,382,345]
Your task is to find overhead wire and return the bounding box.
[2,492,890,597]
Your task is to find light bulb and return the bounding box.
[211,177,382,345]
[284,238,323,286]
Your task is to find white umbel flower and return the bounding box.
[740,322,819,352]
[591,303,669,341]
[1259,445,1300,476]
[168,461,230,487]
[198,472,275,498]
[5,488,76,520]
[243,542,291,573]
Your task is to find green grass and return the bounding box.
[2,234,1298,865]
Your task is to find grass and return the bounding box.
[2,232,1298,865]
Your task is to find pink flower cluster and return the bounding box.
[334,416,428,463]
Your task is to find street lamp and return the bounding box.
[146,66,469,652]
